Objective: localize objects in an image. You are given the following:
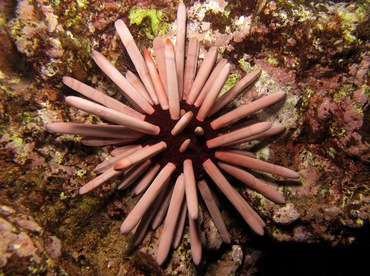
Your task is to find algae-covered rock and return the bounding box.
[0,204,65,275]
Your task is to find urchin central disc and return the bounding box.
[143,103,217,179]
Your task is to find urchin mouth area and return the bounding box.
[144,102,218,179]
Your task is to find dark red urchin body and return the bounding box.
[144,102,217,180]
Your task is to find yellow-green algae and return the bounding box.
[221,73,240,94]
[129,7,171,39]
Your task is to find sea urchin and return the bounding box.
[46,3,299,265]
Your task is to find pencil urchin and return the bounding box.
[46,3,299,265]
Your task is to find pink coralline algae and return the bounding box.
[46,3,299,265]
[301,82,369,162]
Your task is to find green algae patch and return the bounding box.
[76,168,87,177]
[129,7,170,39]
[221,73,240,95]
[77,196,99,210]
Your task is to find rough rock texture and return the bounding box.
[0,203,65,274]
[1,0,369,275]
